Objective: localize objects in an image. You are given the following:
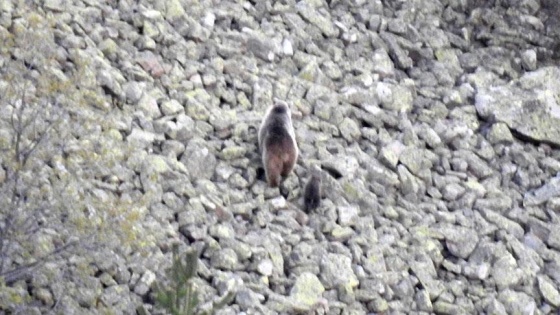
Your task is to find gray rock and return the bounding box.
[410,258,444,300]
[74,277,102,307]
[523,174,560,207]
[487,122,514,144]
[123,82,144,104]
[161,99,183,116]
[320,253,358,289]
[339,117,361,142]
[100,284,129,307]
[415,289,433,312]
[180,138,217,181]
[339,86,378,106]
[441,182,466,201]
[337,205,359,226]
[209,223,235,240]
[247,33,275,62]
[322,155,359,178]
[236,288,265,310]
[521,49,537,71]
[491,254,523,289]
[485,298,507,315]
[379,32,413,69]
[372,49,395,77]
[418,124,443,148]
[211,248,239,270]
[439,225,479,259]
[44,0,64,12]
[97,69,124,98]
[463,151,493,179]
[127,128,163,149]
[34,287,54,306]
[138,94,162,119]
[398,147,424,175]
[367,297,388,312]
[379,141,405,169]
[462,262,490,280]
[474,196,513,213]
[133,270,155,295]
[387,18,407,35]
[391,277,414,299]
[433,300,464,315]
[475,67,560,147]
[257,259,274,277]
[289,272,325,312]
[548,229,560,251]
[296,2,338,37]
[282,38,294,56]
[164,0,185,20]
[479,208,524,239]
[498,289,536,315]
[397,164,423,197]
[329,225,355,242]
[537,275,560,308]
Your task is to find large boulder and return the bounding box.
[475,67,560,147]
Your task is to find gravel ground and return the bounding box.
[1,0,560,314]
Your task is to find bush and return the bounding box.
[0,6,146,311]
[153,244,235,315]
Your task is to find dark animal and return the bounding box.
[303,168,322,211]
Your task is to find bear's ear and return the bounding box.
[273,98,289,107]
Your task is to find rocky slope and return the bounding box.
[1,0,560,314]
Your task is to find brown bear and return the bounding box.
[258,100,298,187]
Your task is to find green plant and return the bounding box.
[153,244,235,315]
[155,244,200,315]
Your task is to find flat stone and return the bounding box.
[498,289,536,315]
[322,155,359,178]
[487,122,514,144]
[462,262,490,280]
[320,253,358,289]
[123,82,144,104]
[479,208,524,239]
[380,32,413,69]
[548,228,560,250]
[379,141,405,169]
[289,272,325,312]
[337,205,359,226]
[439,226,479,259]
[339,117,361,142]
[485,298,507,315]
[257,259,274,276]
[236,289,264,309]
[415,289,432,312]
[433,300,464,315]
[133,270,155,295]
[180,138,217,180]
[211,248,239,270]
[491,254,523,289]
[138,94,161,118]
[523,174,560,207]
[165,0,185,20]
[296,2,338,37]
[521,49,537,71]
[538,275,560,307]
[372,49,395,77]
[161,99,183,116]
[442,182,466,201]
[475,67,560,147]
[398,147,424,175]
